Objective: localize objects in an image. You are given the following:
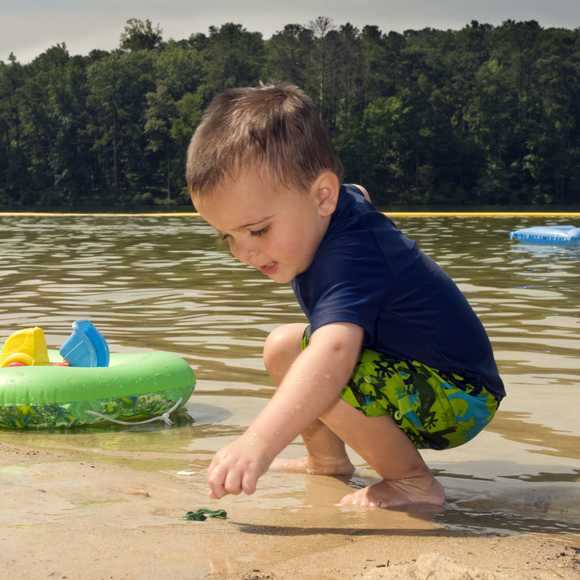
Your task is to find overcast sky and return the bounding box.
[3,0,580,63]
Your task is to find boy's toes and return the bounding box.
[338,478,445,509]
[337,487,377,507]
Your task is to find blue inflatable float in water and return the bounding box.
[510,225,580,245]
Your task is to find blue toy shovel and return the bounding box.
[59,320,110,367]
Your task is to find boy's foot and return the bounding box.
[338,474,445,508]
[271,455,355,476]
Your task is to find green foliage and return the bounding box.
[202,23,265,96]
[1,18,580,208]
[86,50,156,204]
[265,24,314,88]
[120,18,163,51]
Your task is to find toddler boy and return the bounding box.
[186,83,505,508]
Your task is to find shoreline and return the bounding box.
[1,439,578,580]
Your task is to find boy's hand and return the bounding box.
[207,323,363,500]
[207,433,274,499]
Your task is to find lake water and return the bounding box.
[1,214,579,534]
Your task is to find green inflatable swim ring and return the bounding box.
[0,350,195,429]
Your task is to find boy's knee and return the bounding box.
[262,324,305,375]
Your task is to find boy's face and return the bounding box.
[192,167,338,284]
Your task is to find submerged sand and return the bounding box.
[0,440,577,580]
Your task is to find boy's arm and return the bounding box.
[207,322,363,499]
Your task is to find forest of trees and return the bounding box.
[1,17,580,209]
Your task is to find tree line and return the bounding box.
[1,17,580,209]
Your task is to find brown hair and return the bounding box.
[185,83,343,196]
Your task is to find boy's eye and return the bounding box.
[250,225,270,237]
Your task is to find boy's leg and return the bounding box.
[319,398,444,508]
[263,323,354,475]
[264,325,442,506]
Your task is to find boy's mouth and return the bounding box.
[259,261,278,276]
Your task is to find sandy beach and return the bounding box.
[1,439,578,580]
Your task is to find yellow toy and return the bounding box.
[0,327,50,368]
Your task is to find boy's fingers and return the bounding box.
[208,463,228,499]
[208,481,226,499]
[209,486,227,499]
[224,470,243,495]
[207,455,220,476]
[242,471,258,495]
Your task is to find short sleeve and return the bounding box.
[300,231,390,345]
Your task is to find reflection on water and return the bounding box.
[1,215,579,533]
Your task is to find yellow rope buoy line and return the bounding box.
[387,211,580,218]
[0,212,196,217]
[1,211,580,218]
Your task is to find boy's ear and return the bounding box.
[311,171,340,217]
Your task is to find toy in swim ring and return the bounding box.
[60,320,109,367]
[0,321,107,369]
[0,321,195,429]
[510,225,580,245]
[0,327,50,367]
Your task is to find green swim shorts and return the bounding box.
[301,327,500,450]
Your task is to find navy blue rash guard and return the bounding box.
[292,184,505,400]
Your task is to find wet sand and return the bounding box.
[1,440,578,580]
